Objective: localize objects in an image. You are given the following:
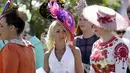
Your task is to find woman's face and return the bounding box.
[0,17,12,40]
[91,24,105,37]
[53,23,67,43]
[78,13,93,31]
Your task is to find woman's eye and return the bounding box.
[63,30,66,32]
[84,18,87,21]
[79,18,81,20]
[56,30,60,33]
[0,25,3,28]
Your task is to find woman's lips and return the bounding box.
[80,25,85,27]
[94,30,98,32]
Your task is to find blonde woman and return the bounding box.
[44,20,83,73]
[43,0,83,73]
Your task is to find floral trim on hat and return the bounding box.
[97,9,116,24]
[48,0,75,41]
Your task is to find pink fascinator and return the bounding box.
[48,0,75,41]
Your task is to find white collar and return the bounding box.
[9,38,27,46]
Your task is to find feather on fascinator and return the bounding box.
[39,0,65,19]
[48,0,75,41]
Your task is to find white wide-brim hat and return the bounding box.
[82,5,129,30]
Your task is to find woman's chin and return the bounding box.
[94,33,100,37]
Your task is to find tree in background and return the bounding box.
[0,0,121,39]
[87,0,120,11]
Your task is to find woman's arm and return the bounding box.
[70,45,84,73]
[73,38,77,46]
[114,43,129,73]
[44,51,50,73]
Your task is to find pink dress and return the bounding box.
[90,37,129,73]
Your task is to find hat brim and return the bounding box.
[56,8,75,41]
[57,20,74,41]
[100,13,128,30]
[82,5,129,30]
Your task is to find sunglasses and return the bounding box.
[116,30,126,34]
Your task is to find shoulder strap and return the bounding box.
[68,45,75,57]
[46,48,54,63]
[48,48,53,56]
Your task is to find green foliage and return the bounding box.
[102,0,120,11]
[87,0,102,5]
[90,0,120,11]
[0,7,2,14]
[87,0,121,11]
[0,0,121,39]
[30,7,50,38]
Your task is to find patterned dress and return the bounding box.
[90,36,129,73]
[75,34,99,73]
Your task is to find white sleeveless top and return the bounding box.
[49,45,76,73]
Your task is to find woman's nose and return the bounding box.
[92,25,96,29]
[61,31,65,35]
[79,21,84,24]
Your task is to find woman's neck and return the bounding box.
[100,32,114,43]
[55,42,66,51]
[82,29,94,38]
[9,35,21,40]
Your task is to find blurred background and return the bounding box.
[0,0,129,39]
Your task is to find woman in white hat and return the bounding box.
[82,5,129,73]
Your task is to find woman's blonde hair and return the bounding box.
[46,20,71,50]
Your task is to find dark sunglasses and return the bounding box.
[116,30,126,34]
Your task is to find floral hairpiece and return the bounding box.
[0,0,12,19]
[39,0,66,19]
[97,9,116,24]
[48,0,75,41]
[1,0,31,22]
[1,0,12,14]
